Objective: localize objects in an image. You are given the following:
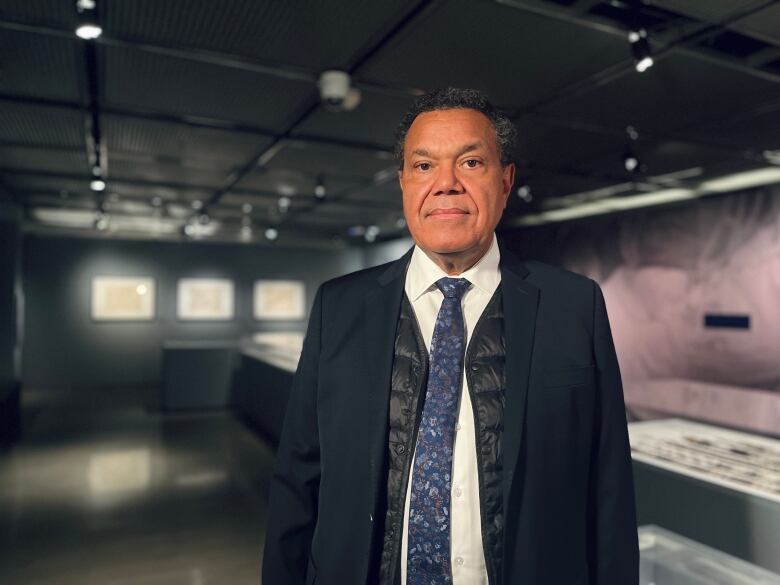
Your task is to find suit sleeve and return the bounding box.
[591,280,639,584]
[262,285,323,585]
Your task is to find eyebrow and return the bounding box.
[411,142,485,159]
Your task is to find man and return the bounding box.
[263,88,638,585]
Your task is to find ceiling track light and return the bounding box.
[623,125,642,174]
[314,177,327,200]
[516,184,532,202]
[264,227,279,241]
[75,0,102,40]
[629,28,653,73]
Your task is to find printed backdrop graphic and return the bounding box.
[507,187,780,436]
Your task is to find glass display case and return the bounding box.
[639,525,780,584]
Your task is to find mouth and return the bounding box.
[427,208,469,218]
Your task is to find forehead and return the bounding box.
[405,108,497,151]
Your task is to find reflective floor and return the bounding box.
[0,388,274,585]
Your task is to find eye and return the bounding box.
[464,159,481,168]
[415,162,432,171]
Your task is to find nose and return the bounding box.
[434,162,464,195]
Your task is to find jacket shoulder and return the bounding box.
[522,260,595,292]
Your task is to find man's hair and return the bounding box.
[394,87,517,168]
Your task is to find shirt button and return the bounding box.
[455,556,464,566]
[455,422,461,431]
[454,487,462,498]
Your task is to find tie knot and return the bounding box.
[436,277,471,299]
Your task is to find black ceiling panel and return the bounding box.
[731,3,780,46]
[103,0,413,71]
[360,0,630,109]
[293,90,414,149]
[513,113,626,170]
[0,103,85,147]
[235,167,361,198]
[102,115,272,164]
[341,181,403,207]
[0,146,88,174]
[0,30,85,103]
[107,158,229,189]
[681,104,780,152]
[0,0,76,29]
[265,141,396,180]
[101,45,315,131]
[537,53,780,137]
[2,174,92,196]
[650,0,770,26]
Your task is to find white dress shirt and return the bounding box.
[400,234,501,585]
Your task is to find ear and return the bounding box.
[501,163,516,208]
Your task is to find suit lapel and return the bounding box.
[499,248,540,513]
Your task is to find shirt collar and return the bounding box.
[406,234,501,302]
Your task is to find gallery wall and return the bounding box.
[0,203,22,443]
[0,205,21,392]
[503,186,780,435]
[22,235,364,390]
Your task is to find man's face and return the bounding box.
[399,108,515,259]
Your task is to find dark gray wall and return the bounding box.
[0,216,21,391]
[22,235,363,390]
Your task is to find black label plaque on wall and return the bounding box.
[704,314,751,329]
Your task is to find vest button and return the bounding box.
[470,364,480,371]
[397,444,406,454]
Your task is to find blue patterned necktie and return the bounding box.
[407,277,472,585]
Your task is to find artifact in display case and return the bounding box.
[639,525,780,584]
[253,280,305,320]
[629,419,780,503]
[177,278,234,321]
[91,276,155,321]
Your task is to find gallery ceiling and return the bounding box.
[1,0,779,247]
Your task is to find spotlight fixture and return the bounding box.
[240,225,253,241]
[278,196,291,213]
[151,196,163,207]
[516,184,532,202]
[314,177,327,200]
[197,213,210,225]
[90,178,106,192]
[623,125,642,174]
[183,223,196,237]
[264,227,279,241]
[94,210,108,231]
[191,200,203,210]
[395,217,407,229]
[629,28,653,73]
[365,225,380,243]
[75,0,102,40]
[242,203,253,214]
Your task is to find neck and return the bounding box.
[422,241,492,276]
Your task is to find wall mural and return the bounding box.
[508,186,780,436]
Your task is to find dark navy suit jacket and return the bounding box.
[262,244,639,585]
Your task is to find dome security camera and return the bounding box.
[318,70,361,112]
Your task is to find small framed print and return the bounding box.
[91,276,156,321]
[177,278,234,321]
[253,280,306,320]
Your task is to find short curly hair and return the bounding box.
[394,87,517,168]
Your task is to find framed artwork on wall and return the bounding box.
[177,278,234,321]
[253,280,306,320]
[91,276,156,321]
